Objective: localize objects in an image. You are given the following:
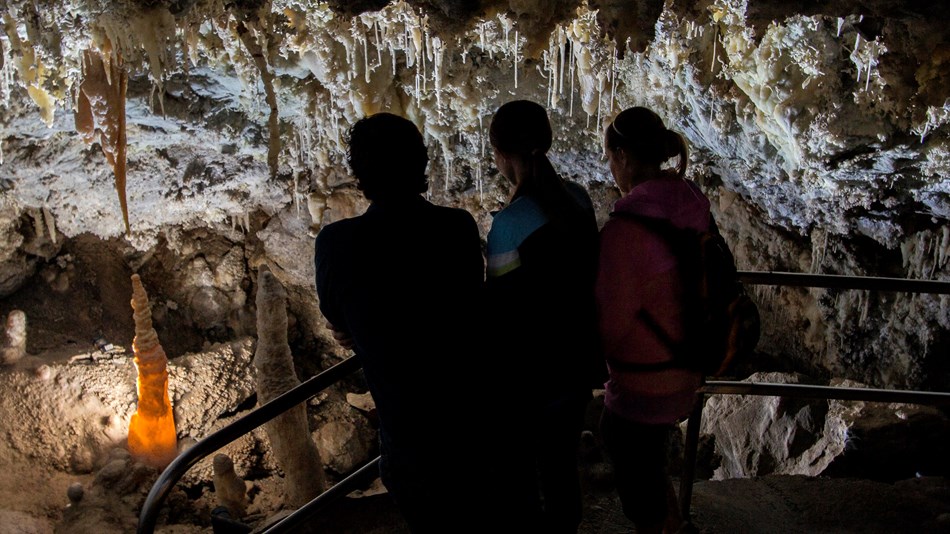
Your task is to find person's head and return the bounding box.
[488,100,553,188]
[604,106,688,193]
[489,100,591,228]
[346,112,428,201]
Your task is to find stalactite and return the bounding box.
[253,267,327,506]
[514,29,520,89]
[125,7,177,115]
[558,26,566,96]
[128,273,178,469]
[609,43,617,115]
[76,38,130,235]
[442,142,451,191]
[42,207,56,244]
[432,35,443,113]
[421,17,429,94]
[710,24,719,73]
[373,18,382,67]
[2,11,55,127]
[569,32,575,116]
[29,208,43,240]
[361,22,370,84]
[307,188,328,232]
[234,17,280,181]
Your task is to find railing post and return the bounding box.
[679,390,706,522]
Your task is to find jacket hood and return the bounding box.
[613,175,711,232]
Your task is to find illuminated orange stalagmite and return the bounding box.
[127,273,178,468]
[76,37,130,235]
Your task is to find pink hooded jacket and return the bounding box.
[596,175,709,424]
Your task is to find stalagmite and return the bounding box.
[253,267,327,507]
[76,38,130,235]
[1,309,27,365]
[212,453,248,518]
[127,274,178,468]
[307,189,328,232]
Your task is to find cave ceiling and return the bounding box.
[1,0,950,260]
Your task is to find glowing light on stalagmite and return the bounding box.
[127,273,178,469]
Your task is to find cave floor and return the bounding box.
[298,472,950,534]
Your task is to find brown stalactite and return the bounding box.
[234,14,280,181]
[76,39,131,235]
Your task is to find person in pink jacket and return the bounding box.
[596,106,709,534]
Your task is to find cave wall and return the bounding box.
[0,0,948,388]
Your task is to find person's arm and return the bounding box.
[314,227,351,345]
[329,323,354,349]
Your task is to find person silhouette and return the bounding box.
[597,106,709,534]
[484,99,602,533]
[314,112,489,533]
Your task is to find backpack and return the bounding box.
[608,212,761,377]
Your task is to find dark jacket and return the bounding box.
[484,180,601,403]
[315,194,484,459]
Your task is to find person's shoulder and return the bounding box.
[487,196,548,253]
[600,211,650,241]
[429,202,475,219]
[492,195,546,229]
[319,216,362,233]
[426,203,479,230]
[315,216,362,246]
[564,178,592,198]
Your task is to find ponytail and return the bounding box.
[666,129,688,179]
[607,106,689,178]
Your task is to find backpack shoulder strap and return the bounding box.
[605,211,698,371]
[608,211,678,235]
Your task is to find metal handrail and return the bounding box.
[260,456,382,533]
[137,271,950,532]
[137,355,361,534]
[698,381,950,405]
[677,271,950,522]
[737,270,950,294]
[678,380,950,520]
